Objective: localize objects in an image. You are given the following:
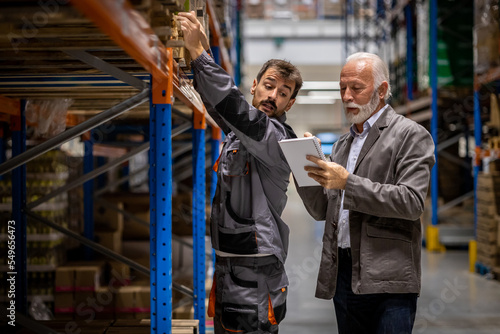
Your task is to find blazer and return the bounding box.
[297,106,435,299]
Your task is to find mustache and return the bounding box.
[261,100,277,109]
[345,102,361,108]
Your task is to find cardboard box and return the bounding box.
[95,230,122,253]
[55,266,76,291]
[115,286,137,319]
[108,261,131,287]
[134,286,150,319]
[75,266,102,291]
[94,287,115,319]
[95,202,124,231]
[54,292,74,314]
[115,286,150,319]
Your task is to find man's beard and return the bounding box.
[344,90,380,125]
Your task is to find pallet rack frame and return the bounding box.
[0,1,232,333]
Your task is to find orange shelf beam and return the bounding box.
[70,0,169,81]
[72,0,219,131]
[207,0,233,76]
[0,95,20,117]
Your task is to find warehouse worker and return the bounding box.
[296,52,435,334]
[178,12,302,334]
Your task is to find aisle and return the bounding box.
[280,186,500,334]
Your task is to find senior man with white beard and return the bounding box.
[295,52,435,334]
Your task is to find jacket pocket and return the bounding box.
[221,143,249,177]
[364,223,412,282]
[266,271,288,325]
[225,191,254,225]
[366,223,412,242]
[219,225,258,254]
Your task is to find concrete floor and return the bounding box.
[279,187,500,334]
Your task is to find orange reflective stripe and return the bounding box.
[208,274,216,318]
[212,153,221,172]
[221,321,245,333]
[268,294,277,325]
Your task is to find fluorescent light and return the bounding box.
[308,90,341,99]
[301,81,339,90]
[295,96,336,104]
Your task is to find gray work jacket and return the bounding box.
[192,51,296,264]
[297,106,435,299]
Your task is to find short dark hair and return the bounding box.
[256,59,303,99]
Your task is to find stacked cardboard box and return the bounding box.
[476,172,500,267]
[94,202,124,253]
[54,263,105,319]
[293,0,317,20]
[115,286,150,319]
[322,0,344,19]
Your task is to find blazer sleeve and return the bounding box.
[342,123,435,220]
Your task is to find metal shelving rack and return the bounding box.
[344,0,476,250]
[0,1,233,333]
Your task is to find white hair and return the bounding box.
[345,52,392,102]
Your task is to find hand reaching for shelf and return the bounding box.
[177,11,209,61]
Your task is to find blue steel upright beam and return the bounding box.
[430,0,439,227]
[83,131,94,260]
[150,50,173,334]
[210,128,221,201]
[473,91,481,238]
[193,107,207,334]
[405,4,414,101]
[11,100,27,315]
[233,0,242,86]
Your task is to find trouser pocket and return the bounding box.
[221,302,259,332]
[266,271,288,325]
[220,266,259,332]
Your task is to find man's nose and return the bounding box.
[342,87,353,102]
[268,88,278,100]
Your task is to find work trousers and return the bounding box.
[333,248,418,334]
[210,255,288,334]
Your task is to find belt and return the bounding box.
[216,255,279,267]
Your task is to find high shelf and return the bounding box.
[344,0,475,250]
[0,1,233,333]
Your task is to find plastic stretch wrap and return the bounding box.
[474,0,500,74]
[26,99,73,138]
[29,296,54,320]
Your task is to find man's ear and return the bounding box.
[250,79,258,95]
[378,81,389,99]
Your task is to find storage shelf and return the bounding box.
[0,201,67,212]
[0,233,64,242]
[0,264,57,272]
[475,66,500,89]
[0,295,54,303]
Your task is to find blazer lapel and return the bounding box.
[353,106,394,173]
[336,135,353,168]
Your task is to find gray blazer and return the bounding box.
[297,106,435,299]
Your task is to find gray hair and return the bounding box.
[345,52,392,102]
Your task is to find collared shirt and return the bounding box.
[337,104,389,248]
